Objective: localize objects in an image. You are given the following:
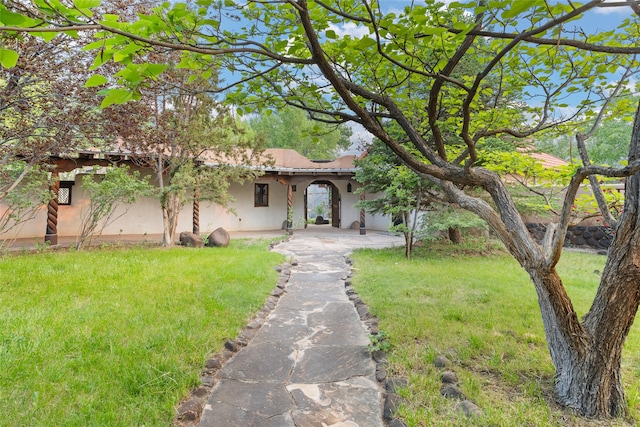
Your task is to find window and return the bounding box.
[255,183,269,207]
[58,181,73,206]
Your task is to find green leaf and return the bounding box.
[73,0,101,9]
[0,9,36,26]
[357,37,376,49]
[0,48,19,69]
[100,88,134,108]
[31,31,58,42]
[501,0,540,19]
[83,37,118,51]
[84,74,108,87]
[142,63,168,78]
[90,50,113,69]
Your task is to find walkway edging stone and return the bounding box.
[174,260,294,426]
[344,261,408,427]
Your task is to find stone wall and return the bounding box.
[526,223,612,252]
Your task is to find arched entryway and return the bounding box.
[304,181,340,228]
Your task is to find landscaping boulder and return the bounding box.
[206,227,230,247]
[179,231,204,247]
[456,400,483,418]
[315,215,328,224]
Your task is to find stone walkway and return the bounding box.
[198,230,403,427]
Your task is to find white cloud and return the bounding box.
[343,122,373,155]
[328,22,370,39]
[594,0,633,14]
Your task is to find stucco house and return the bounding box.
[1,148,392,245]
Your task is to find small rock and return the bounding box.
[357,304,369,318]
[440,383,465,400]
[291,259,298,266]
[205,358,221,370]
[224,340,241,352]
[372,350,388,364]
[456,400,483,418]
[193,386,209,397]
[260,306,272,315]
[385,378,408,393]
[383,392,400,420]
[247,321,261,330]
[200,375,214,387]
[434,355,451,368]
[441,371,458,384]
[177,398,202,421]
[388,419,407,427]
[237,331,252,342]
[376,366,387,382]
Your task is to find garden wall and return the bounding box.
[526,223,612,252]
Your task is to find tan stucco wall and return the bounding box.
[0,173,391,241]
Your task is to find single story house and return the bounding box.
[1,148,392,244]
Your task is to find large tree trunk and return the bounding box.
[527,219,640,417]
[161,192,181,247]
[527,266,632,417]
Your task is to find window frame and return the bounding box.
[58,181,74,206]
[254,183,269,207]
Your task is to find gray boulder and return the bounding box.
[206,227,230,247]
[179,231,204,247]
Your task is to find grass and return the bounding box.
[352,239,640,427]
[0,240,283,426]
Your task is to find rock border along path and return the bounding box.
[196,230,403,427]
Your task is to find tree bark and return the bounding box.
[404,232,413,259]
[531,229,640,417]
[161,191,180,247]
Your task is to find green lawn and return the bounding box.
[352,242,640,427]
[0,241,283,426]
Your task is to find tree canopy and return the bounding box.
[2,0,640,419]
[248,105,351,159]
